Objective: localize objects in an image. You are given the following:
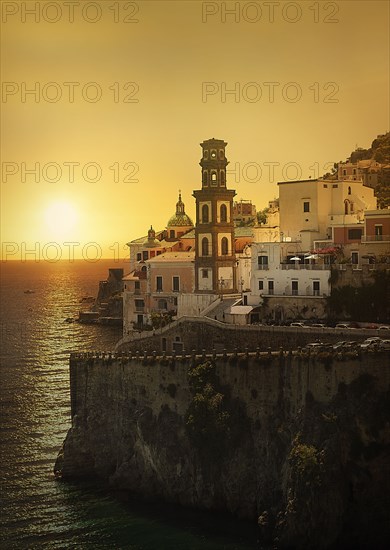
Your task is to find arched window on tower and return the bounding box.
[344,199,349,215]
[203,171,208,185]
[221,237,229,255]
[220,171,225,186]
[202,204,209,223]
[202,237,209,256]
[211,172,217,184]
[348,186,351,195]
[220,204,227,223]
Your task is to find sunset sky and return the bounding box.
[1,0,389,260]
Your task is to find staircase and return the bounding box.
[204,296,241,322]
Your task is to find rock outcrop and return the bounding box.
[55,351,390,548]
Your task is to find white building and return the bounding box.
[245,242,331,322]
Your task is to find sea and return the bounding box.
[0,259,257,550]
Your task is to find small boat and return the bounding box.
[64,317,74,323]
[24,289,35,294]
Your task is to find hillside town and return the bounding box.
[83,135,389,334]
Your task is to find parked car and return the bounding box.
[333,340,358,351]
[379,339,390,350]
[378,326,390,331]
[335,323,352,329]
[305,342,332,353]
[290,322,307,328]
[360,339,382,350]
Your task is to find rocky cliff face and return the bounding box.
[55,351,390,549]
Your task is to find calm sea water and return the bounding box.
[0,260,256,550]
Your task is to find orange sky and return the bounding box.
[1,0,389,260]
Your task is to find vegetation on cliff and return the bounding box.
[322,131,390,208]
[185,360,248,459]
[273,374,390,549]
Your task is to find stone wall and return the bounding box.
[115,316,379,354]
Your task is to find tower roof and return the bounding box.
[167,191,194,227]
[142,225,162,248]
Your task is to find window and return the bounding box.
[292,280,298,296]
[351,252,359,265]
[375,225,383,240]
[258,280,264,290]
[323,184,328,188]
[348,186,351,195]
[220,203,227,222]
[333,184,338,188]
[143,250,148,261]
[172,276,180,292]
[173,297,178,306]
[303,202,310,213]
[136,252,142,261]
[258,255,268,269]
[202,237,209,256]
[169,230,175,238]
[211,150,216,159]
[342,169,346,176]
[203,150,208,159]
[211,172,217,184]
[202,269,208,278]
[221,237,228,255]
[268,280,274,295]
[156,276,163,291]
[348,228,362,240]
[158,299,167,310]
[203,171,208,185]
[202,204,209,223]
[135,281,140,289]
[134,299,144,311]
[313,281,320,296]
[219,149,224,159]
[220,171,225,185]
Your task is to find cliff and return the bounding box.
[55,350,390,549]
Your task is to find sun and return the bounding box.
[44,201,78,239]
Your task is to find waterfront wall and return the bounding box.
[57,349,390,548]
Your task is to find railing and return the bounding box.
[361,235,389,242]
[281,264,329,270]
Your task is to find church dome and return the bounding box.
[167,192,194,227]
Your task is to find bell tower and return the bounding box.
[193,138,237,294]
